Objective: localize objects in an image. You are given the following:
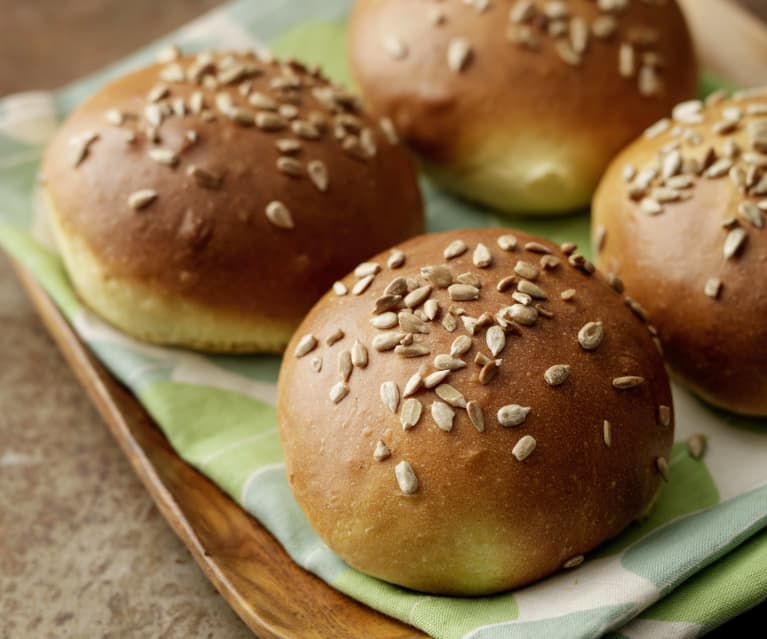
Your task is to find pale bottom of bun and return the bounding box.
[424,133,602,215]
[48,205,293,354]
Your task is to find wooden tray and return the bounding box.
[12,2,767,637]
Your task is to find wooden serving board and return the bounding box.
[12,2,767,637]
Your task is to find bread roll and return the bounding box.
[348,0,696,215]
[593,88,767,416]
[42,49,424,352]
[278,228,673,595]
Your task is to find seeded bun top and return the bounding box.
[42,48,424,352]
[593,88,767,415]
[277,228,673,595]
[348,0,697,214]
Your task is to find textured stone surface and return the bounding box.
[0,252,251,639]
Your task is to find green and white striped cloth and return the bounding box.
[1,2,766,636]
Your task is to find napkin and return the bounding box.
[1,1,765,637]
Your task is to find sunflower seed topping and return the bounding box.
[612,376,645,389]
[512,435,537,461]
[738,202,763,228]
[405,285,433,308]
[564,555,584,569]
[656,456,670,482]
[424,370,450,389]
[578,321,604,351]
[422,265,454,288]
[561,288,576,301]
[333,281,348,296]
[399,311,429,334]
[517,279,546,300]
[508,304,538,326]
[373,332,404,352]
[704,277,723,299]
[443,239,467,260]
[603,419,612,447]
[544,364,570,387]
[329,381,349,404]
[128,189,158,210]
[434,354,467,371]
[373,441,391,461]
[723,227,747,259]
[400,398,423,431]
[473,243,493,268]
[447,37,472,72]
[448,284,480,301]
[424,299,440,320]
[383,35,408,60]
[380,381,400,413]
[327,328,345,346]
[351,340,368,368]
[486,325,506,357]
[338,350,353,381]
[687,434,707,460]
[498,404,531,428]
[497,234,518,251]
[435,384,466,408]
[432,401,455,431]
[396,344,431,359]
[388,249,406,269]
[395,461,418,494]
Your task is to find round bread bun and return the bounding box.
[593,88,767,416]
[278,228,673,595]
[348,0,697,215]
[42,49,424,353]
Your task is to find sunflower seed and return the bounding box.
[457,272,482,288]
[723,227,748,259]
[401,372,423,398]
[447,37,472,72]
[294,334,317,357]
[255,112,287,131]
[383,35,408,59]
[656,456,670,482]
[494,275,515,292]
[482,325,504,357]
[687,434,707,460]
[508,304,538,326]
[640,198,663,215]
[442,312,457,332]
[444,239,468,259]
[380,381,400,413]
[619,43,635,77]
[373,332,403,351]
[563,555,584,569]
[333,281,348,296]
[644,118,671,139]
[705,158,734,178]
[431,401,455,431]
[544,364,570,387]
[638,65,662,96]
[460,401,483,434]
[517,279,547,300]
[329,382,349,404]
[434,354,467,371]
[512,435,536,461]
[514,260,539,281]
[327,328,345,346]
[449,335,471,358]
[385,249,405,270]
[498,404,531,428]
[399,398,423,431]
[473,243,492,268]
[396,311,427,334]
[127,189,158,210]
[419,265,452,289]
[738,202,763,228]
[612,376,645,389]
[512,291,532,306]
[336,351,352,381]
[349,274,373,296]
[560,288,576,301]
[404,285,432,309]
[477,359,500,385]
[497,234,518,251]
[424,370,450,389]
[395,461,418,494]
[422,299,438,321]
[373,441,391,461]
[578,321,604,351]
[703,277,723,299]
[448,284,480,301]
[395,344,431,358]
[346,341,367,370]
[625,297,648,322]
[370,314,397,332]
[354,262,379,279]
[603,420,612,447]
[436,384,466,408]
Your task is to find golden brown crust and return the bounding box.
[43,51,424,351]
[348,0,697,214]
[593,89,767,416]
[278,228,673,595]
